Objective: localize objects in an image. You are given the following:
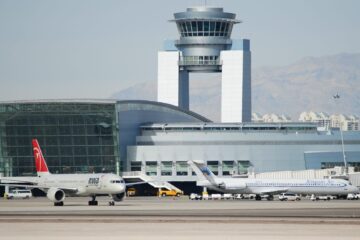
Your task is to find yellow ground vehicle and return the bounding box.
[126,188,136,196]
[158,188,183,197]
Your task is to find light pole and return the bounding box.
[333,94,348,175]
[339,124,347,174]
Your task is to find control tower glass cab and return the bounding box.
[173,7,240,72]
[158,7,251,123]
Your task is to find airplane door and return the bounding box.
[97,175,104,189]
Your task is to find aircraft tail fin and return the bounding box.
[32,139,50,176]
[188,160,218,185]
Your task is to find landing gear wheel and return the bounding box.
[255,195,262,201]
[88,196,98,206]
[54,201,64,206]
[88,200,98,206]
[109,201,115,206]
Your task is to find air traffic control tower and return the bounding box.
[157,7,251,122]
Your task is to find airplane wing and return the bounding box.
[252,188,289,195]
[0,177,38,184]
[0,183,78,193]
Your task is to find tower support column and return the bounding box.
[221,50,251,122]
[157,51,189,110]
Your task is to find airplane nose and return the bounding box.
[118,184,125,193]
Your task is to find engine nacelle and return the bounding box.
[219,181,246,190]
[46,187,66,203]
[112,192,125,202]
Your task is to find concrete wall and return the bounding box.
[221,50,251,122]
[157,51,182,107]
[128,129,360,181]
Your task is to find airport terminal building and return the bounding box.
[1,100,360,183]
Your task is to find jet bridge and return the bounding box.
[122,171,182,192]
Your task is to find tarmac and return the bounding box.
[0,196,360,239]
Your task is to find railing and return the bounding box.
[178,59,221,66]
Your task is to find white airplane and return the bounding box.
[0,139,141,206]
[189,160,358,200]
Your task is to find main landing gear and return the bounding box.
[88,196,98,206]
[54,201,64,206]
[255,195,262,201]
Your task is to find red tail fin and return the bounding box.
[32,139,50,175]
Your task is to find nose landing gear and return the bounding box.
[108,195,116,206]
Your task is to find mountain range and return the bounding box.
[112,53,360,121]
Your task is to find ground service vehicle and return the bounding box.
[279,193,301,201]
[347,193,360,200]
[6,189,32,199]
[189,193,202,200]
[127,188,136,196]
[310,194,335,201]
[158,188,183,197]
[222,193,233,199]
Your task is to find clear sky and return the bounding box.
[0,0,359,101]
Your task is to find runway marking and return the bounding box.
[1,216,360,225]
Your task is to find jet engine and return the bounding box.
[112,192,125,202]
[46,187,66,203]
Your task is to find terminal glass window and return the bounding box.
[207,161,219,176]
[237,161,251,174]
[176,161,188,176]
[131,162,141,172]
[222,161,234,176]
[161,161,172,176]
[0,102,119,176]
[209,21,215,34]
[145,161,157,176]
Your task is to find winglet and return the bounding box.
[32,139,50,176]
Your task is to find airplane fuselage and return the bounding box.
[38,173,125,196]
[198,178,358,195]
[3,173,126,197]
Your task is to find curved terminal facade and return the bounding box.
[158,7,251,122]
[0,100,208,177]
